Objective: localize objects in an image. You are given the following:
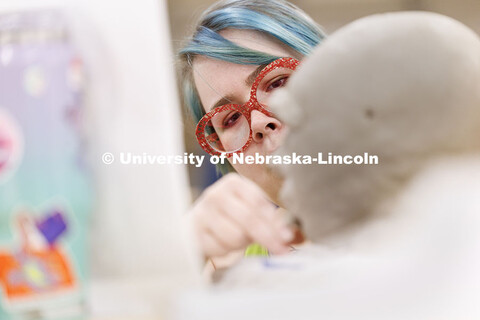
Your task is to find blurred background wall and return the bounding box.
[167,0,480,199]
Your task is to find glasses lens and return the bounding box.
[256,66,294,109]
[204,109,250,153]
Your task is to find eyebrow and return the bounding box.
[210,95,236,112]
[209,64,268,112]
[245,64,268,87]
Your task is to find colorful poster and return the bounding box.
[0,10,91,319]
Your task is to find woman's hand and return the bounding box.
[189,173,294,259]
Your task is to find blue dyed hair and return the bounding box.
[179,0,326,174]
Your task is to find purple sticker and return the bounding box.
[36,211,67,245]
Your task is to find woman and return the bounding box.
[179,0,325,268]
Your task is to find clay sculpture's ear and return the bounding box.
[271,12,480,242]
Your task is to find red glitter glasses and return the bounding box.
[195,57,300,157]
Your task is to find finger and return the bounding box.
[219,196,292,254]
[199,230,230,258]
[229,183,294,246]
[229,174,282,222]
[203,208,251,251]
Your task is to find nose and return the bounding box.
[250,110,282,143]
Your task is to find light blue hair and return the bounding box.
[179,0,326,174]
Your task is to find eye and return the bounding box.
[222,111,242,128]
[266,76,288,92]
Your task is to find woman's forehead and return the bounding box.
[192,57,255,113]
